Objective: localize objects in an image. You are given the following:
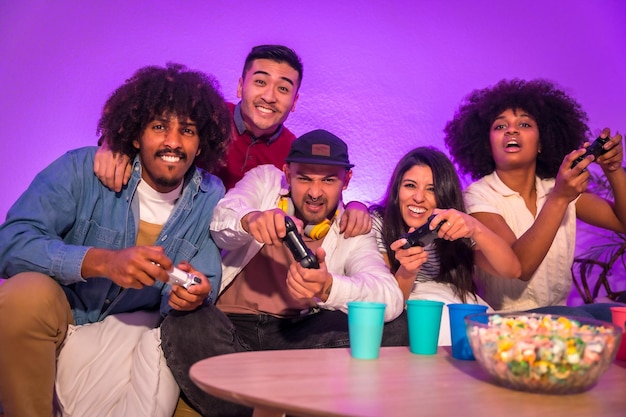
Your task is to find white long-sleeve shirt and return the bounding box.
[210,164,404,322]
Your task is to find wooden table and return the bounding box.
[190,347,626,417]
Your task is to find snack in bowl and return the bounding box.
[465,313,622,394]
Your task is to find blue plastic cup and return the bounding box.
[448,304,488,360]
[347,301,386,360]
[406,300,444,355]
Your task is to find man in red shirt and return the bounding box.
[210,45,302,190]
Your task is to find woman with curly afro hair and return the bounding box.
[443,79,626,316]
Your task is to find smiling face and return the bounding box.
[398,164,437,229]
[237,58,300,139]
[133,115,200,192]
[283,162,351,225]
[489,108,541,170]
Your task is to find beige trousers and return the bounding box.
[0,272,73,417]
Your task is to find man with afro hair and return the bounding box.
[0,63,232,416]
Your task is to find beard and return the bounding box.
[153,176,181,189]
[153,165,186,189]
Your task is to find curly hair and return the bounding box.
[369,147,476,302]
[242,44,303,91]
[97,63,232,171]
[443,79,590,180]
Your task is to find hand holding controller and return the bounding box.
[283,216,320,269]
[167,267,202,289]
[571,136,610,168]
[400,214,446,249]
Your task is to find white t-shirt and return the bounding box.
[464,172,577,311]
[137,180,182,224]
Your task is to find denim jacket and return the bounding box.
[0,147,224,325]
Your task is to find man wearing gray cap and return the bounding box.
[160,129,407,417]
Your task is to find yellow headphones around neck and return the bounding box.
[278,196,337,240]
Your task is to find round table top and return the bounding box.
[190,346,626,417]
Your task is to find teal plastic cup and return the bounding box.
[347,301,386,360]
[448,303,488,360]
[406,300,444,355]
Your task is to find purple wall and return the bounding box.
[1,1,625,298]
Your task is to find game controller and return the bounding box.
[166,267,202,289]
[400,214,446,249]
[283,216,320,269]
[571,136,610,168]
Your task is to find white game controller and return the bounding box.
[166,267,202,289]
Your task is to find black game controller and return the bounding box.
[166,267,202,289]
[571,136,610,168]
[283,216,320,269]
[400,214,446,249]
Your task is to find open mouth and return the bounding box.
[256,105,275,114]
[408,206,427,215]
[156,148,186,163]
[406,206,429,216]
[505,140,520,149]
[160,155,181,163]
[306,201,324,209]
[254,101,279,114]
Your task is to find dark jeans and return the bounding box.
[161,304,408,417]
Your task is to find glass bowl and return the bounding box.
[465,313,622,394]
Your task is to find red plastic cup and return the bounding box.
[610,306,626,361]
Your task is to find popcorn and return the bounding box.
[468,314,621,393]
